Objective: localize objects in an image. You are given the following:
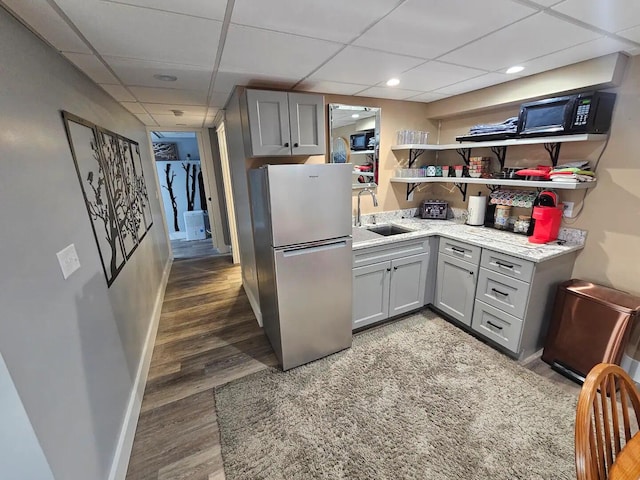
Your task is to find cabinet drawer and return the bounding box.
[480,250,534,283]
[353,239,429,268]
[438,238,481,265]
[476,268,530,319]
[471,300,523,354]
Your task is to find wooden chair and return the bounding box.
[575,363,640,480]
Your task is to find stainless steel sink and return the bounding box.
[366,224,412,236]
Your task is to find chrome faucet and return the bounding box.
[355,188,378,227]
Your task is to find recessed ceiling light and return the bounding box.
[171,109,184,117]
[153,74,178,82]
[506,66,524,74]
[351,113,360,118]
[386,78,400,87]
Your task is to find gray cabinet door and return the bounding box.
[389,253,429,317]
[246,89,291,156]
[288,92,325,156]
[353,261,390,330]
[435,253,478,326]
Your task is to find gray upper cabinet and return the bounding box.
[244,89,325,157]
[287,92,325,156]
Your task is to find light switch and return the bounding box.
[56,244,81,279]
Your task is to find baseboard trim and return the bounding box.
[244,283,262,327]
[108,255,173,480]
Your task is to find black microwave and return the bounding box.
[350,130,375,151]
[516,91,616,137]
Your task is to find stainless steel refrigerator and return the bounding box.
[248,163,353,370]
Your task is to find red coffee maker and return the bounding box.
[529,206,562,243]
[528,190,562,244]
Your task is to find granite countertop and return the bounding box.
[352,216,584,263]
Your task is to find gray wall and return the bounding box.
[0,7,170,480]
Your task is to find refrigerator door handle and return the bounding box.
[282,240,348,257]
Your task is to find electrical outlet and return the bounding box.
[563,201,575,218]
[56,244,81,279]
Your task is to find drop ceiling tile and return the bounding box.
[404,92,450,103]
[355,86,422,100]
[1,0,91,53]
[99,84,136,102]
[520,37,636,76]
[104,56,214,91]
[150,114,205,127]
[63,53,120,84]
[295,80,370,96]
[529,1,564,6]
[353,0,536,59]
[209,92,230,108]
[309,46,425,85]
[102,0,227,21]
[120,102,147,114]
[440,12,601,71]
[618,25,640,44]
[434,73,513,95]
[55,0,221,66]
[219,24,343,78]
[128,87,208,105]
[552,0,640,33]
[231,0,398,44]
[142,104,208,115]
[397,61,487,92]
[134,113,157,125]
[212,71,296,94]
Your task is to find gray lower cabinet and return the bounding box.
[435,251,479,326]
[352,239,430,330]
[434,239,576,359]
[470,249,576,359]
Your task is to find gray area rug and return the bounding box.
[215,311,577,479]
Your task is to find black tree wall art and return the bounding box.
[62,111,153,287]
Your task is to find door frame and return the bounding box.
[145,126,228,255]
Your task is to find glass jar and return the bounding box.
[513,215,531,234]
[494,205,511,230]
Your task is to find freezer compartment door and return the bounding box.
[266,163,352,247]
[274,238,352,370]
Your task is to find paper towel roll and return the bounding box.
[467,193,487,226]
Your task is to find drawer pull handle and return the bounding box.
[487,321,503,330]
[451,247,465,254]
[491,288,508,297]
[496,261,513,269]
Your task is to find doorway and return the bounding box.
[149,130,228,260]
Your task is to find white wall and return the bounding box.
[0,7,170,480]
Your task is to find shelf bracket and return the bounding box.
[406,182,418,199]
[490,146,508,171]
[544,142,562,166]
[453,182,468,201]
[455,148,471,166]
[408,149,425,168]
[486,184,501,193]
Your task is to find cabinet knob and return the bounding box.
[393,266,398,271]
[469,271,474,275]
[386,268,391,272]
[293,142,299,148]
[284,142,289,147]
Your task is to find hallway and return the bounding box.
[125,256,276,479]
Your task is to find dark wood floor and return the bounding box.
[125,256,277,480]
[170,238,223,259]
[125,256,579,479]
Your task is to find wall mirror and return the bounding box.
[328,104,380,189]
